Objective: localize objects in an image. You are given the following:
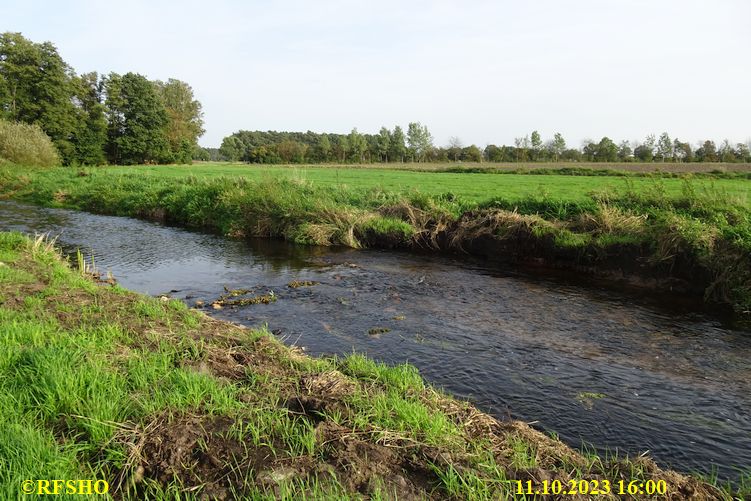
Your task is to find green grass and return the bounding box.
[81,162,751,204]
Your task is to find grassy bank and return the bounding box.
[0,231,741,499]
[1,165,751,313]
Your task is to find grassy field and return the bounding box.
[99,162,751,205]
[0,231,740,499]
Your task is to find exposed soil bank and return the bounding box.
[0,231,740,499]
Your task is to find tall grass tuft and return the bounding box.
[0,120,60,168]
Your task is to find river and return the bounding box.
[1,200,749,483]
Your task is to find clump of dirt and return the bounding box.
[120,415,278,500]
[314,421,438,499]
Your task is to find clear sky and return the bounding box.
[2,0,749,148]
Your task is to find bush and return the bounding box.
[0,119,60,167]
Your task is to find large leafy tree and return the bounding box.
[348,127,367,163]
[389,126,406,162]
[595,137,618,162]
[376,127,391,162]
[0,32,78,164]
[407,122,433,162]
[72,72,107,165]
[315,134,332,162]
[153,78,204,163]
[105,72,169,165]
[656,132,673,161]
[550,132,566,162]
[695,140,718,162]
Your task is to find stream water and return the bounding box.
[1,200,750,483]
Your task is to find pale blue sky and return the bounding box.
[2,0,749,148]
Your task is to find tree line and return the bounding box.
[216,123,433,164]
[0,32,204,165]
[217,127,751,165]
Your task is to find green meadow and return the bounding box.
[99,162,751,205]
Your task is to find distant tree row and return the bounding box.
[0,32,204,165]
[218,123,435,164]
[218,127,751,164]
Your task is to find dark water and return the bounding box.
[2,200,750,482]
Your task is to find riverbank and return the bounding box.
[0,231,739,499]
[2,165,751,314]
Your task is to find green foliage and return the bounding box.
[153,78,204,163]
[407,121,434,162]
[71,72,107,165]
[0,32,78,164]
[0,119,60,167]
[105,72,170,165]
[0,32,205,167]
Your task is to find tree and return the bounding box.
[334,135,349,163]
[735,142,751,163]
[0,32,79,164]
[407,122,433,162]
[447,136,462,162]
[595,137,618,162]
[561,148,582,162]
[104,72,169,165]
[719,139,736,162]
[634,134,655,162]
[581,140,597,161]
[514,136,530,162]
[71,72,107,165]
[462,145,482,162]
[276,140,307,163]
[389,126,406,162]
[656,132,673,162]
[550,132,566,162]
[617,140,632,161]
[348,127,367,163]
[695,140,718,162]
[219,135,243,161]
[316,134,332,162]
[376,127,391,162]
[530,130,542,161]
[673,139,692,162]
[154,78,204,163]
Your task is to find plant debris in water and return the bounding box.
[287,280,319,288]
[368,326,391,336]
[576,392,607,409]
[212,288,277,308]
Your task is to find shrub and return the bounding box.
[0,119,60,167]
